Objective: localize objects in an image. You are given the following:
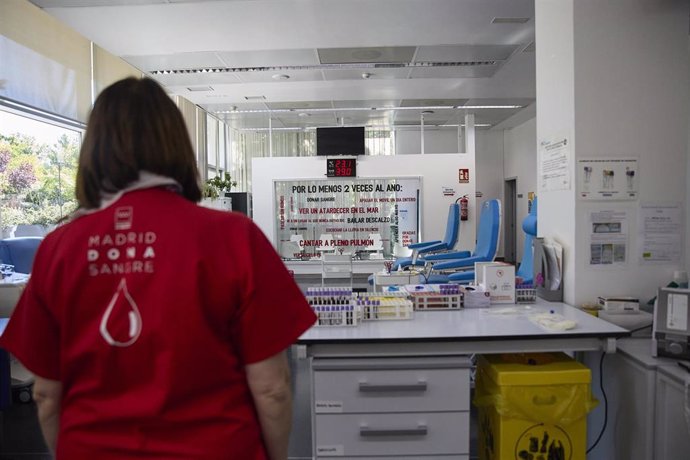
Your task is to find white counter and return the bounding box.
[300,302,628,357]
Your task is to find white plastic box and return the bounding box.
[475,262,515,304]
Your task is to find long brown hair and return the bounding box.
[76,77,202,209]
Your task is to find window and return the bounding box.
[0,107,83,236]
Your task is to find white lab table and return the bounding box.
[300,302,627,356]
[298,302,628,459]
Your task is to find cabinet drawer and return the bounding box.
[313,357,470,413]
[314,411,469,457]
[332,456,468,459]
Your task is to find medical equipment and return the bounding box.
[652,287,690,360]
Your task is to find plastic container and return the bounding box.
[474,353,597,460]
[355,293,414,320]
[405,284,463,310]
[672,270,688,289]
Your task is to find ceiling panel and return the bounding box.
[332,100,400,109]
[31,0,536,131]
[408,65,502,79]
[318,46,417,64]
[31,0,231,5]
[265,100,333,110]
[123,52,226,71]
[322,68,410,81]
[204,102,270,113]
[215,49,319,68]
[30,0,166,6]
[414,44,520,62]
[152,72,242,86]
[394,110,455,124]
[234,69,324,84]
[462,98,535,107]
[400,99,468,108]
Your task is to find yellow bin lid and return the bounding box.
[477,352,591,386]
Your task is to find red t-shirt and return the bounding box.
[0,187,316,459]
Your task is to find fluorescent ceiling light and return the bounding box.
[217,105,521,115]
[149,60,497,76]
[236,123,492,132]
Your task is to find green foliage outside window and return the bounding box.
[0,133,79,229]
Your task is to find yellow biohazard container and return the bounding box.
[474,352,597,460]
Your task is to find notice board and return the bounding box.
[274,177,421,259]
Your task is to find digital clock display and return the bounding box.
[326,158,357,177]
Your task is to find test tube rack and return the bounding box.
[405,284,463,310]
[354,292,414,321]
[515,284,537,304]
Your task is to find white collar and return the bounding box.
[70,171,181,220]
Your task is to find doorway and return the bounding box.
[503,178,517,264]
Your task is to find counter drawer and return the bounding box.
[313,357,471,413]
[329,457,468,459]
[314,411,469,457]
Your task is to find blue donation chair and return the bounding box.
[432,197,536,285]
[392,203,466,270]
[516,197,538,285]
[0,237,43,274]
[423,199,502,283]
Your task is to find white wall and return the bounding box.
[536,0,690,306]
[503,117,537,262]
[395,128,460,155]
[252,154,476,255]
[474,130,505,255]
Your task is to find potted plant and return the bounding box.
[202,173,237,211]
[204,172,237,198]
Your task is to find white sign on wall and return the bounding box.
[638,202,682,264]
[588,209,629,267]
[577,157,638,201]
[538,137,571,192]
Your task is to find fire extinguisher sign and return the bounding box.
[459,168,470,183]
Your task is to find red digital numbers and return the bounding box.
[327,158,355,177]
[335,160,351,176]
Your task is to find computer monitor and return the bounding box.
[316,127,365,156]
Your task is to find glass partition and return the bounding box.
[274,177,420,260]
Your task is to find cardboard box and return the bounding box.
[475,262,515,304]
[461,285,491,308]
[597,296,639,314]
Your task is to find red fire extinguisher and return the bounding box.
[458,195,469,221]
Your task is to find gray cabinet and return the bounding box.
[589,338,690,460]
[311,356,471,459]
[654,364,690,459]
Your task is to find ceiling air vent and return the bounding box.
[491,17,530,24]
[244,95,267,101]
[186,86,214,92]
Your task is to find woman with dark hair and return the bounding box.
[0,77,315,459]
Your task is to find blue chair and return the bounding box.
[431,198,536,285]
[516,197,538,285]
[392,203,467,270]
[423,199,502,283]
[0,237,43,274]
